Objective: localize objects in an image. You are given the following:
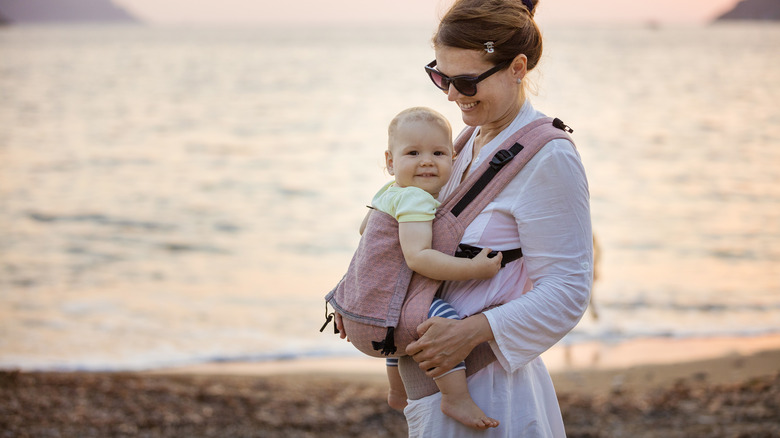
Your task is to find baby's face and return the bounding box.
[385,120,454,198]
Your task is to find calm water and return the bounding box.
[1,23,779,371]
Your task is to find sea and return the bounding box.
[1,22,779,371]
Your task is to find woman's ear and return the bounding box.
[511,54,528,81]
[384,149,395,175]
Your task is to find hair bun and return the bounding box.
[521,0,536,16]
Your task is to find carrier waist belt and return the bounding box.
[454,244,523,268]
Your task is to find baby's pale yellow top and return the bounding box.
[371,181,440,223]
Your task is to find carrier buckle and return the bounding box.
[490,146,518,170]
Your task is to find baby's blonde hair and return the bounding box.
[387,107,452,149]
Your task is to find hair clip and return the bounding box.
[484,41,495,54]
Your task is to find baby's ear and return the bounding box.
[384,150,394,175]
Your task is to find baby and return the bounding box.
[363,107,501,430]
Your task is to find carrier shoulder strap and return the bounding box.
[439,116,573,222]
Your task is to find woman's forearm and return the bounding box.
[488,141,593,369]
[463,313,495,348]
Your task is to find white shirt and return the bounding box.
[404,100,593,437]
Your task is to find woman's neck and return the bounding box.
[473,124,507,155]
[472,95,525,157]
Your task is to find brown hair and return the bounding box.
[433,0,543,71]
[388,107,452,149]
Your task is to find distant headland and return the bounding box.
[0,0,139,24]
[715,0,780,21]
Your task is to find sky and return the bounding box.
[116,0,741,26]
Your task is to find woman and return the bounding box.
[402,0,593,436]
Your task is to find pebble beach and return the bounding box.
[3,339,779,437]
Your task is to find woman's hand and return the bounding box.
[405,313,493,378]
[334,312,349,341]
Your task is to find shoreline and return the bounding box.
[146,334,780,386]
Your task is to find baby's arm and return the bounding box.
[398,221,502,281]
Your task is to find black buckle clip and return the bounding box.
[455,243,499,259]
[490,148,515,170]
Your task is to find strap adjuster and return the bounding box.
[490,148,516,170]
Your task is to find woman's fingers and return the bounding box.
[406,317,469,377]
[406,319,434,357]
[334,312,349,341]
[416,318,434,337]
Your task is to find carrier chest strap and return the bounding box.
[454,243,523,268]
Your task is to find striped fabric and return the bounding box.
[387,298,463,368]
[428,297,460,319]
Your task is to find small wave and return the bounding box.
[598,300,780,313]
[27,212,176,231]
[710,248,761,260]
[562,327,780,346]
[213,222,241,233]
[88,157,153,168]
[159,242,229,254]
[277,187,318,198]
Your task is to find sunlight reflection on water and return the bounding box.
[1,23,778,370]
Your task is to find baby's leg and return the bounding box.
[386,358,407,410]
[429,298,499,430]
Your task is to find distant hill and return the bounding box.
[0,0,139,24]
[715,0,780,20]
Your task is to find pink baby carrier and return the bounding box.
[323,117,574,399]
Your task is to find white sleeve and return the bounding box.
[483,139,594,373]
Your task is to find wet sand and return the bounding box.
[2,336,779,437]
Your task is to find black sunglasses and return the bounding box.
[425,59,511,97]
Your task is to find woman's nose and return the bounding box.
[446,84,461,101]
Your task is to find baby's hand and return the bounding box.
[471,248,502,279]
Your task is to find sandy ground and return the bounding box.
[2,336,779,437]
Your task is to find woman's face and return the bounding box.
[433,46,525,132]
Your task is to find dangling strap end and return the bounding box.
[319,312,334,333]
[320,302,339,334]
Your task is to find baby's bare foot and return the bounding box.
[440,395,499,430]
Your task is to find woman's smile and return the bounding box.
[458,101,479,111]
